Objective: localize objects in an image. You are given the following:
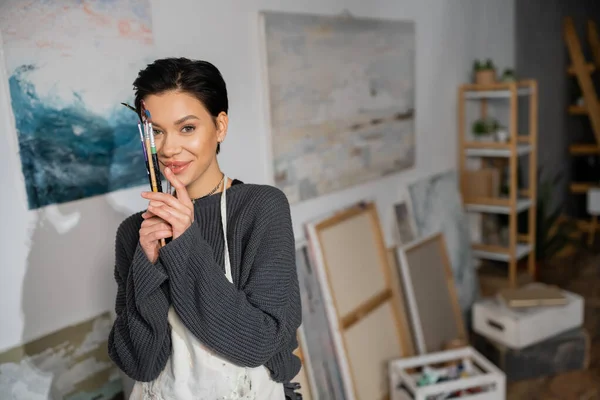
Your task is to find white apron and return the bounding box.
[131,175,284,399]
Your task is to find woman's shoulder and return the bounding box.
[232,182,290,209]
[227,182,292,227]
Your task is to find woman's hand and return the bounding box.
[141,167,195,241]
[139,215,172,263]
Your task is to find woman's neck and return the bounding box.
[186,161,225,200]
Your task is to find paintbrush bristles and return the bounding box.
[144,125,159,191]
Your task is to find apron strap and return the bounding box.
[220,175,233,283]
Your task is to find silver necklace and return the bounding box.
[191,173,225,204]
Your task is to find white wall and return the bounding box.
[0,0,514,353]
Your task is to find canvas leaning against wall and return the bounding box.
[295,244,347,399]
[0,312,123,400]
[260,11,416,204]
[0,0,155,210]
[408,170,479,314]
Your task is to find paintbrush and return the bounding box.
[122,101,171,246]
[121,102,153,188]
[136,123,153,188]
[140,104,160,193]
[140,101,166,247]
[142,107,163,193]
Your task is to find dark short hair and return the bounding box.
[133,57,228,154]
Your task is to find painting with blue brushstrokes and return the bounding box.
[0,0,155,209]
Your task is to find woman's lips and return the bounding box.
[164,161,191,174]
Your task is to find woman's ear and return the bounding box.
[216,111,228,143]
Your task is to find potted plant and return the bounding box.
[472,117,500,142]
[473,59,496,85]
[501,68,516,82]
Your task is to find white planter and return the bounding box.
[495,129,508,142]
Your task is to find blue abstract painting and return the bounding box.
[0,0,155,209]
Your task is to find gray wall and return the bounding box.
[516,0,600,216]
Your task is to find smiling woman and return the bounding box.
[107,58,302,400]
[143,90,226,193]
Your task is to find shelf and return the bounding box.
[464,198,532,214]
[464,87,532,99]
[517,135,531,143]
[567,63,596,74]
[568,105,587,115]
[472,243,533,262]
[570,144,600,155]
[570,182,600,194]
[464,143,532,157]
[459,79,537,286]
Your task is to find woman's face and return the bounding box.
[143,90,227,190]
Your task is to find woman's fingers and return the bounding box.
[140,216,166,227]
[147,204,192,229]
[163,167,194,209]
[145,228,173,242]
[142,192,190,215]
[140,220,171,234]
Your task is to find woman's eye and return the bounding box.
[152,128,163,135]
[181,125,195,133]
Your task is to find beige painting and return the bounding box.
[260,11,416,203]
[0,312,124,400]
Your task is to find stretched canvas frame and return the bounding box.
[292,344,313,400]
[306,202,412,400]
[294,241,347,399]
[393,192,418,246]
[386,247,416,356]
[397,232,466,354]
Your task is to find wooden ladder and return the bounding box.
[564,17,600,243]
[588,20,600,69]
[565,17,600,143]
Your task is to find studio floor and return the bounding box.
[506,246,600,399]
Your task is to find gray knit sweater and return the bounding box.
[108,183,302,384]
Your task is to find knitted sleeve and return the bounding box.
[158,186,302,375]
[107,214,172,382]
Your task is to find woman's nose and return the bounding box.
[160,133,181,157]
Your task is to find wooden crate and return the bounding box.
[389,346,506,400]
